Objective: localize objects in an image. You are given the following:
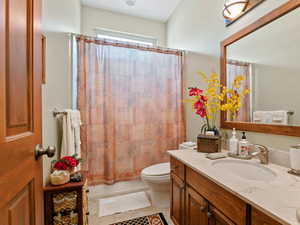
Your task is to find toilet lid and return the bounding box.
[142,163,170,176]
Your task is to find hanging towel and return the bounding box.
[61,110,82,159]
[70,110,82,158]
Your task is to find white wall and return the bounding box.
[253,65,300,125]
[183,52,219,141]
[41,0,81,184]
[167,0,300,151]
[42,0,81,33]
[81,6,166,46]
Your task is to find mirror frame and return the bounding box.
[220,0,300,137]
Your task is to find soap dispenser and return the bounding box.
[229,128,238,155]
[239,132,250,157]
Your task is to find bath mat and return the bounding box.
[110,213,168,225]
[99,191,151,217]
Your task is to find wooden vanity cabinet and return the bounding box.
[251,208,282,225]
[171,157,185,180]
[185,186,209,225]
[186,166,247,225]
[208,206,236,225]
[170,157,238,225]
[170,156,284,225]
[170,158,185,225]
[171,173,185,225]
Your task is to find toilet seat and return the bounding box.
[141,163,170,177]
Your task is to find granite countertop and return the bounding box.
[168,150,300,225]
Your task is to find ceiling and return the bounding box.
[81,0,182,22]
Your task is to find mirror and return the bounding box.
[221,1,300,136]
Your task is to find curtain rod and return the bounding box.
[70,33,187,55]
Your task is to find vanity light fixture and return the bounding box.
[125,0,136,7]
[223,0,250,19]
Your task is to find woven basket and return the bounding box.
[53,212,78,225]
[53,191,77,213]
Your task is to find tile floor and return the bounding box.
[88,179,174,225]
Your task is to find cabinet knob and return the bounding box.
[207,212,213,218]
[86,212,90,216]
[200,206,206,212]
[171,166,179,172]
[86,189,90,193]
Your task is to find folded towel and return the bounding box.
[272,111,288,125]
[264,112,273,124]
[253,110,289,125]
[182,142,197,147]
[253,111,264,122]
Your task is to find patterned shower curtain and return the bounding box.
[76,36,186,185]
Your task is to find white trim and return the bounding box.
[71,34,78,110]
[249,63,253,122]
[94,28,158,46]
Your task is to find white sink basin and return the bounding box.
[212,160,277,182]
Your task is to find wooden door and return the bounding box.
[185,186,208,225]
[208,206,236,225]
[171,173,185,225]
[0,0,44,224]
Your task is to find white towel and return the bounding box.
[264,112,273,124]
[253,111,264,122]
[253,110,289,125]
[182,142,197,147]
[70,110,82,159]
[272,111,288,125]
[61,110,82,159]
[253,111,272,124]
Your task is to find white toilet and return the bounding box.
[141,162,170,208]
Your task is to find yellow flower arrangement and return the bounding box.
[187,71,250,134]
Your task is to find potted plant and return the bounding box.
[187,72,249,135]
[186,72,249,153]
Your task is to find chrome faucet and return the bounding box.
[251,144,269,164]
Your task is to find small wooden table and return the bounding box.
[44,173,89,225]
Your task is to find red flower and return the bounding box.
[196,108,206,117]
[200,95,208,102]
[189,88,203,96]
[194,100,207,118]
[53,161,69,170]
[194,100,204,109]
[62,156,78,167]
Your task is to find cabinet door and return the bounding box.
[252,208,282,225]
[83,180,89,225]
[171,173,185,225]
[185,186,209,225]
[208,206,236,225]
